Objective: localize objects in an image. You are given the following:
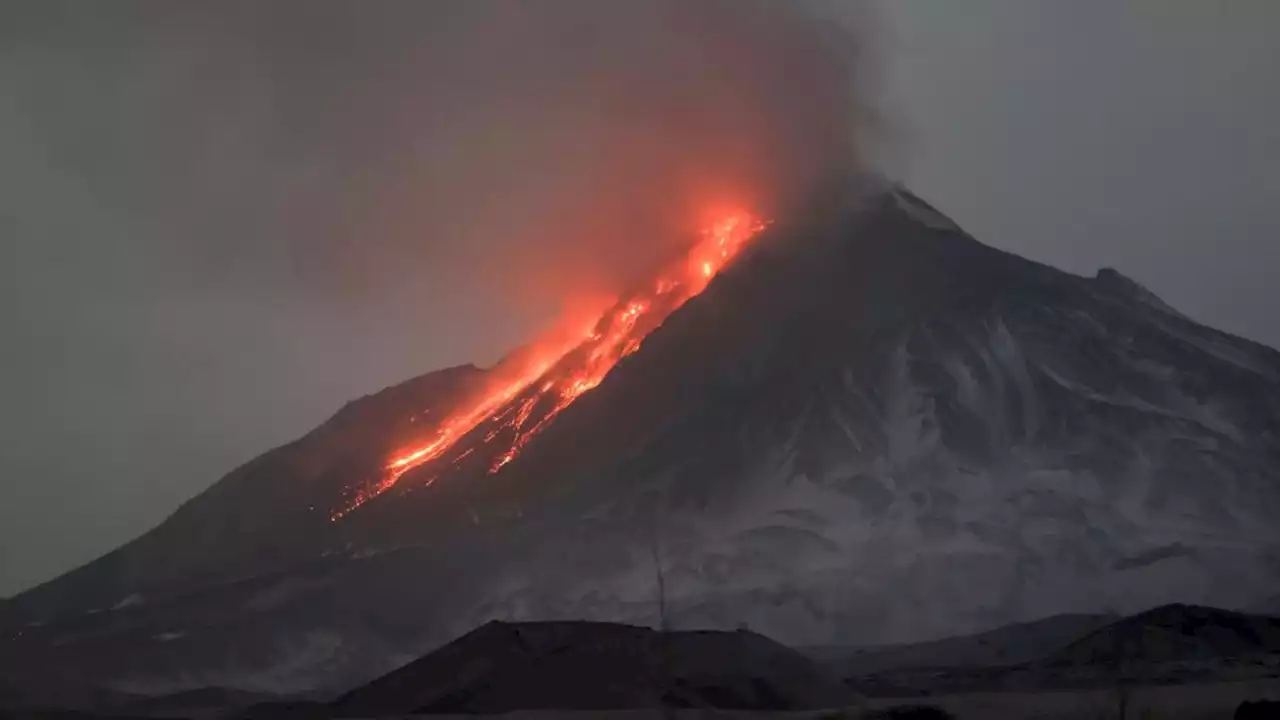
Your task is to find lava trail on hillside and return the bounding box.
[334,212,766,518]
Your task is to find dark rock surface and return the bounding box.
[1236,698,1280,719]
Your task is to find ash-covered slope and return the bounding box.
[4,182,1280,695]
[5,363,484,622]
[420,182,1280,646]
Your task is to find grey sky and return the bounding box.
[2,1,1277,596]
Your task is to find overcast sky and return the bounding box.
[2,1,1277,597]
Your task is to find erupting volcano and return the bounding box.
[11,186,1280,697]
[333,211,767,518]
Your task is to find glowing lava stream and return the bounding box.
[332,211,766,519]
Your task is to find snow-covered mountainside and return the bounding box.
[4,182,1279,694]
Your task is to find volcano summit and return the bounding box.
[4,182,1279,695]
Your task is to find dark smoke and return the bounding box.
[160,0,880,314]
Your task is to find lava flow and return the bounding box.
[333,211,766,519]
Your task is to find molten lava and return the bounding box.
[333,211,765,519]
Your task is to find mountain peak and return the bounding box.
[6,184,1280,695]
[1093,266,1183,316]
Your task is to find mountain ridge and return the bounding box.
[4,181,1279,694]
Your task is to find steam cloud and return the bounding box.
[166,0,879,319]
[412,0,879,302]
[429,0,878,304]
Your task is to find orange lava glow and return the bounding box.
[332,210,766,519]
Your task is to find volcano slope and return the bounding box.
[4,182,1279,695]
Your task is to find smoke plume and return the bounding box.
[162,0,880,320]
[434,0,878,303]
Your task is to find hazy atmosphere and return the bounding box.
[2,0,1278,598]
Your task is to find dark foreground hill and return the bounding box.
[833,604,1280,698]
[331,621,859,715]
[6,607,1280,718]
[808,612,1118,677]
[1046,603,1280,667]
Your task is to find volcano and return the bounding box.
[4,181,1280,696]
